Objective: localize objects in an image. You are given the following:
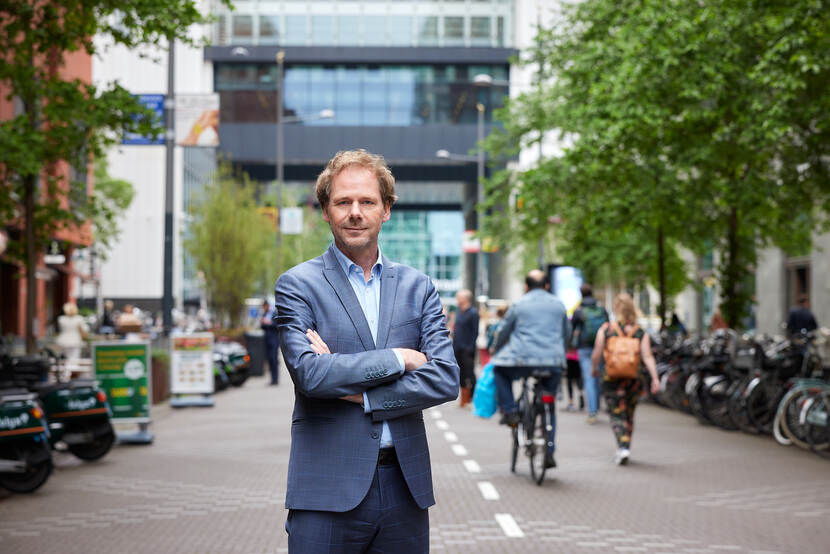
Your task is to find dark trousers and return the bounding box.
[566,358,583,402]
[494,366,562,454]
[286,461,429,553]
[455,348,476,391]
[265,337,280,384]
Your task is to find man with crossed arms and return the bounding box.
[274,149,459,553]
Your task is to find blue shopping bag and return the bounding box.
[472,362,497,418]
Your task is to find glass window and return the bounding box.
[470,16,491,46]
[444,16,464,46]
[386,16,413,46]
[311,15,335,46]
[496,16,504,47]
[259,15,281,44]
[363,16,386,46]
[232,15,254,43]
[417,16,439,46]
[339,16,362,45]
[284,15,307,45]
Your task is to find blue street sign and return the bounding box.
[122,94,165,145]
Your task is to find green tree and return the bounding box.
[88,158,135,261]
[0,0,228,351]
[484,0,830,328]
[183,164,274,328]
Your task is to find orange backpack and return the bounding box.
[603,321,641,379]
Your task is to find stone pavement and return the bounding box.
[1,374,829,553]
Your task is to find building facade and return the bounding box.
[206,0,517,300]
[0,49,93,341]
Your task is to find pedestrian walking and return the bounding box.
[564,348,584,411]
[786,295,818,336]
[274,149,459,553]
[590,293,660,465]
[453,288,479,407]
[570,283,609,424]
[492,269,570,469]
[260,299,280,385]
[486,304,508,354]
[56,302,89,360]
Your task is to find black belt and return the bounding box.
[377,447,398,466]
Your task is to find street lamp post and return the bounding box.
[436,73,495,299]
[274,50,333,251]
[275,50,285,248]
[475,101,488,299]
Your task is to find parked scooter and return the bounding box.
[213,341,251,389]
[1,344,115,462]
[0,389,53,493]
[34,349,115,461]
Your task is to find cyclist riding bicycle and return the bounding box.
[492,269,571,470]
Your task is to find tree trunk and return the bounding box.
[25,173,37,353]
[657,224,666,330]
[722,206,741,328]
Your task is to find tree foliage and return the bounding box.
[183,164,275,328]
[483,0,830,328]
[88,158,135,261]
[0,0,228,350]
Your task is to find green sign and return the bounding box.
[93,342,151,423]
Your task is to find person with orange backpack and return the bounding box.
[590,293,660,465]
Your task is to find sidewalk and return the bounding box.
[1,374,829,553]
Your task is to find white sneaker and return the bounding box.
[615,448,630,466]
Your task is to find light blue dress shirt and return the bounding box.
[331,245,405,448]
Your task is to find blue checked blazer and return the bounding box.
[275,245,460,512]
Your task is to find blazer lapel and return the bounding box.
[322,247,376,350]
[375,257,399,349]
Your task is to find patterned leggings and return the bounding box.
[602,377,642,448]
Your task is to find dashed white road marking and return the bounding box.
[451,444,468,456]
[435,420,449,430]
[443,431,458,442]
[477,481,500,500]
[430,410,442,419]
[463,459,481,473]
[494,513,524,538]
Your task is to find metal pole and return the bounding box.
[162,36,175,335]
[537,135,545,269]
[476,102,488,298]
[276,50,285,250]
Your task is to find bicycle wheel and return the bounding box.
[746,379,778,435]
[780,388,816,449]
[702,376,738,431]
[728,376,756,434]
[528,402,551,485]
[803,390,830,454]
[510,391,527,473]
[510,425,519,473]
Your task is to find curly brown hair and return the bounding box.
[315,149,397,208]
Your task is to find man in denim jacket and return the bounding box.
[492,269,570,469]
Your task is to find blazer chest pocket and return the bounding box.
[388,317,420,347]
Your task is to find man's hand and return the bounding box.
[394,348,428,371]
[340,394,363,404]
[306,329,331,354]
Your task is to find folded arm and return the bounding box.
[275,272,403,398]
[364,277,460,421]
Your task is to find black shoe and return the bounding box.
[544,453,557,469]
[499,412,520,426]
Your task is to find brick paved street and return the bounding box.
[2,374,829,554]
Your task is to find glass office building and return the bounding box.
[206,0,516,298]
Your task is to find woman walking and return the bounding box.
[590,293,659,465]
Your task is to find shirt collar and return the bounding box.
[332,244,384,280]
